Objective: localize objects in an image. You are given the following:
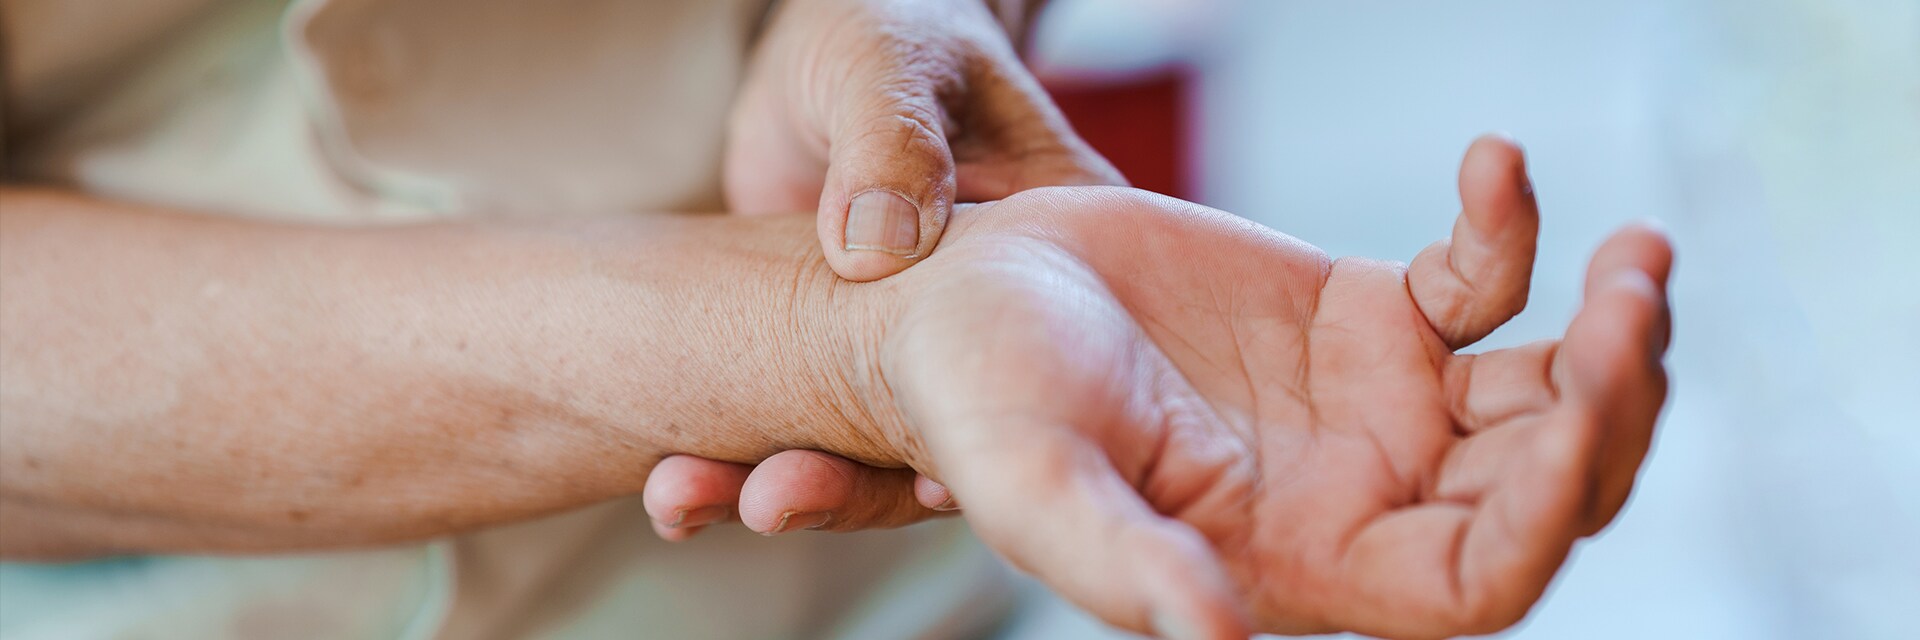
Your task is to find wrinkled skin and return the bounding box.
[725,0,1121,279]
[653,0,1118,540]
[662,138,1673,639]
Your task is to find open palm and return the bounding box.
[866,137,1672,639]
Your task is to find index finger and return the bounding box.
[1556,222,1674,533]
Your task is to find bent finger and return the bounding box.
[915,474,958,511]
[642,455,752,542]
[1411,134,1542,349]
[1361,225,1671,635]
[1558,223,1674,534]
[818,76,957,282]
[738,450,941,534]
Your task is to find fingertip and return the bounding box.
[742,451,939,533]
[1451,133,1540,284]
[1606,269,1669,361]
[738,450,859,532]
[820,193,947,282]
[821,93,957,281]
[640,480,680,525]
[1596,269,1664,352]
[822,247,916,282]
[822,244,920,282]
[1412,134,1543,349]
[1600,268,1663,302]
[1461,133,1533,213]
[1469,132,1527,164]
[915,475,957,511]
[642,455,752,523]
[1626,219,1676,286]
[1561,268,1667,403]
[1585,224,1676,298]
[651,517,704,542]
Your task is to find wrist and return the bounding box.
[786,254,914,468]
[490,214,910,471]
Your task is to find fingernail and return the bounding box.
[1151,611,1204,640]
[763,511,832,536]
[668,505,731,529]
[1485,131,1534,196]
[845,191,920,257]
[932,496,960,512]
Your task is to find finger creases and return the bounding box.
[1343,402,1594,638]
[1556,224,1674,534]
[818,91,957,282]
[1410,134,1541,349]
[643,455,754,542]
[737,450,936,534]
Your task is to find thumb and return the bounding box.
[940,426,1250,640]
[818,88,957,282]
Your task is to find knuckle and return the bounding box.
[843,112,955,195]
[864,110,948,156]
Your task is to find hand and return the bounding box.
[644,0,1121,537]
[725,0,1122,280]
[781,136,1655,640]
[647,137,1672,638]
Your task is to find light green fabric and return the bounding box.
[0,545,452,640]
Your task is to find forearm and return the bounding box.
[0,187,885,558]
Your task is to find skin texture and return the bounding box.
[871,147,1671,638]
[0,188,884,556]
[664,137,1675,639]
[725,0,1121,278]
[661,0,1115,536]
[0,139,1671,639]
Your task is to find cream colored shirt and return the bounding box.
[0,1,1012,637]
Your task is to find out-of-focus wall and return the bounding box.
[1015,1,1920,638]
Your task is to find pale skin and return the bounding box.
[0,136,1673,639]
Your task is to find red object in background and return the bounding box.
[1044,69,1192,200]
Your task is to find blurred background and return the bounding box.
[2,0,1912,638]
[1016,0,1920,638]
